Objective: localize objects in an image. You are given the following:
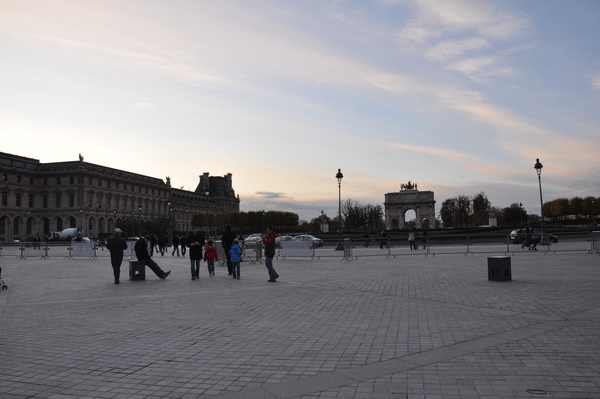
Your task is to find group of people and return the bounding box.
[408,229,427,250]
[106,224,279,285]
[521,226,540,250]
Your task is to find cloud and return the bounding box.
[255,192,292,200]
[592,73,600,91]
[396,0,530,81]
[425,37,489,61]
[130,102,153,109]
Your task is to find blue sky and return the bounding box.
[1,0,599,222]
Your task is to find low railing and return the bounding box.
[1,232,598,260]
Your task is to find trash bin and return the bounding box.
[129,260,145,281]
[488,256,511,281]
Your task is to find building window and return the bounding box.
[17,175,22,184]
[43,194,48,208]
[55,193,62,208]
[44,177,48,185]
[69,193,75,207]
[16,193,22,207]
[29,193,34,208]
[56,177,61,185]
[70,176,75,184]
[2,191,8,206]
[116,182,119,189]
[98,179,102,187]
[30,177,34,185]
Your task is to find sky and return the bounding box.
[1,0,599,223]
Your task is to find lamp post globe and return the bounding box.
[335,168,344,251]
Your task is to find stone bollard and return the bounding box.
[488,256,511,281]
[129,260,146,281]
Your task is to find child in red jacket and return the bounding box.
[203,239,219,276]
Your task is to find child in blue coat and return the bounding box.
[229,240,243,279]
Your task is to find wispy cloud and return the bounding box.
[397,0,530,81]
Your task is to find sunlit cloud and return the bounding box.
[425,37,489,61]
[130,102,153,109]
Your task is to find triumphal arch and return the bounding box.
[384,181,436,230]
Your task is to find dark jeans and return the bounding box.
[225,250,233,275]
[265,256,278,281]
[110,255,123,282]
[143,257,166,278]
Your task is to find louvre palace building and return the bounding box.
[0,152,239,241]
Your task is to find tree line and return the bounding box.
[439,193,599,228]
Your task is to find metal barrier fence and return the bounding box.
[1,232,599,260]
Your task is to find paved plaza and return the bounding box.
[0,245,599,398]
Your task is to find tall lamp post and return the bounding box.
[592,198,596,225]
[138,205,142,237]
[534,158,546,244]
[167,201,173,243]
[335,168,344,250]
[79,208,83,235]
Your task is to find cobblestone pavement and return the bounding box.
[0,247,599,398]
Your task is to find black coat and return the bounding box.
[106,233,127,258]
[134,238,150,260]
[187,232,205,260]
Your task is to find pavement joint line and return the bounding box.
[210,320,573,398]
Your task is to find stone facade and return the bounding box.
[0,152,239,240]
[384,182,435,229]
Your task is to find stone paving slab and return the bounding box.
[0,249,599,398]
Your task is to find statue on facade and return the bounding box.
[166,176,171,187]
[79,153,84,162]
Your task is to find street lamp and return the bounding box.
[592,198,596,225]
[79,208,83,235]
[519,202,523,226]
[335,168,344,250]
[204,190,210,235]
[167,201,173,243]
[534,158,546,244]
[138,205,142,237]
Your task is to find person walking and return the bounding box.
[150,234,157,256]
[158,234,167,256]
[187,226,205,280]
[261,227,279,282]
[106,228,128,285]
[179,234,187,256]
[203,239,219,276]
[221,224,236,276]
[229,239,243,280]
[408,230,416,250]
[134,236,171,280]
[172,235,180,256]
[379,230,388,249]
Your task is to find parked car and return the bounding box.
[275,235,294,247]
[509,229,558,244]
[243,233,263,246]
[293,234,323,247]
[3,239,22,246]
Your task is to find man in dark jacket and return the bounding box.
[135,236,171,279]
[187,227,205,280]
[221,224,236,276]
[261,226,279,282]
[106,228,128,284]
